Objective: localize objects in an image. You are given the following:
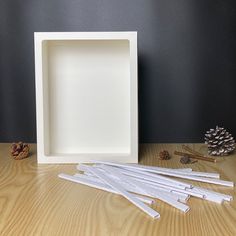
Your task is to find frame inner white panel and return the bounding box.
[42,40,131,155]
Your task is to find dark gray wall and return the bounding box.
[0,0,236,143]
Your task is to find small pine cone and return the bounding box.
[11,142,30,160]
[205,126,235,156]
[159,150,171,160]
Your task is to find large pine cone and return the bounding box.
[205,126,235,156]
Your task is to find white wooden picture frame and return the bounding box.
[34,32,138,163]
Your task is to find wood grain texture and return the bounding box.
[0,143,236,236]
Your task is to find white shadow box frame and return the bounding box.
[34,32,138,163]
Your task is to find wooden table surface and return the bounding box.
[0,143,236,236]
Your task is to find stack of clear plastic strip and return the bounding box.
[58,161,234,219]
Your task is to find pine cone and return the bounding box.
[159,150,171,160]
[205,126,235,156]
[11,142,30,160]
